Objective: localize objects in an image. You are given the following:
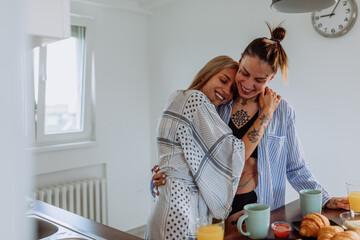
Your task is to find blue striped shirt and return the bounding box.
[217,99,332,210]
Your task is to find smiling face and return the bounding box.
[235,55,275,99]
[200,67,237,106]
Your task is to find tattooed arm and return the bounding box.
[242,87,281,160]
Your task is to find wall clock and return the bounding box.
[311,0,358,38]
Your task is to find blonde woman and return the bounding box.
[145,55,280,240]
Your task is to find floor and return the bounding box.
[126,225,146,239]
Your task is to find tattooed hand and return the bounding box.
[259,86,281,116]
[325,197,350,210]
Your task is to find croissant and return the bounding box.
[299,212,330,238]
[318,226,344,240]
[331,230,360,240]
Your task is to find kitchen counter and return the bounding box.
[225,199,346,239]
[30,200,143,240]
[34,198,345,240]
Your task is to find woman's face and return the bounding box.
[200,67,237,106]
[235,55,275,99]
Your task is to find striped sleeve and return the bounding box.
[285,111,332,207]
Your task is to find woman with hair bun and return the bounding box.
[222,22,348,234]
[150,22,349,237]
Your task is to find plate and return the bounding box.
[339,211,360,230]
[291,219,339,239]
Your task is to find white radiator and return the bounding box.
[33,178,107,225]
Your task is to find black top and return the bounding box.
[229,190,257,217]
[228,111,258,159]
[228,111,259,218]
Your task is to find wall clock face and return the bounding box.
[312,0,358,38]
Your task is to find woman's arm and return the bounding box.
[151,87,280,195]
[283,103,348,210]
[241,87,281,160]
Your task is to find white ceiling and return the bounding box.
[72,0,180,11]
[136,0,180,9]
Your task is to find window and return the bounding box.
[33,23,94,146]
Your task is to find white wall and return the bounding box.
[33,0,152,231]
[31,0,360,233]
[147,0,360,204]
[0,1,32,239]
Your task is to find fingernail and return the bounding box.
[162,175,166,178]
[162,180,165,184]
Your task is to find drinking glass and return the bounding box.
[347,180,360,215]
[196,215,224,240]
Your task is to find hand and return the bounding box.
[225,210,245,236]
[151,165,167,196]
[319,1,339,18]
[329,0,340,17]
[325,197,350,210]
[320,13,335,18]
[259,87,281,116]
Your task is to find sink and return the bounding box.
[26,213,102,240]
[25,198,107,240]
[28,216,58,239]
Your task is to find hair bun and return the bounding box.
[267,22,286,42]
[272,27,286,42]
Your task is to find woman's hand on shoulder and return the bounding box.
[152,165,167,196]
[259,86,281,116]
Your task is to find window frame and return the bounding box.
[32,16,95,148]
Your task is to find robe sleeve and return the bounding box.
[181,97,245,219]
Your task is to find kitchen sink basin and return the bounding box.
[28,216,58,239]
[27,214,96,240]
[26,198,107,240]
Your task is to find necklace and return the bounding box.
[233,98,248,106]
[233,95,260,106]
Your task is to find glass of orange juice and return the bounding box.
[196,215,224,240]
[347,180,360,215]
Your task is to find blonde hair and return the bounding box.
[243,22,289,84]
[187,56,239,90]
